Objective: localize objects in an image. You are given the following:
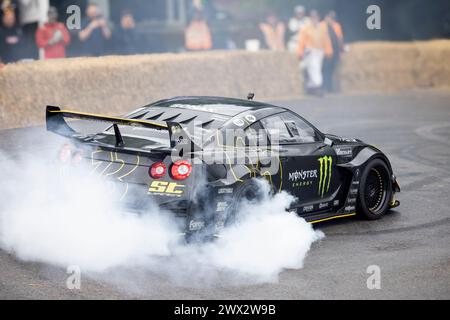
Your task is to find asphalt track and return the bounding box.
[1,89,450,299]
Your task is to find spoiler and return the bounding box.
[46,106,200,151]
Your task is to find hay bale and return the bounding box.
[0,51,302,130]
[339,40,450,93]
[2,41,449,130]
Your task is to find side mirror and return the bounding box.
[324,137,334,147]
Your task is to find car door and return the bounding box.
[260,112,342,215]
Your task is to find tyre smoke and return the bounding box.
[0,144,324,289]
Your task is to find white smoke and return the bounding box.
[0,143,324,288]
[206,186,323,281]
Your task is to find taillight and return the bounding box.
[171,160,192,180]
[59,144,73,164]
[150,162,167,179]
[72,151,84,165]
[59,144,83,165]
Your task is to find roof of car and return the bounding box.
[150,96,280,115]
[126,96,285,129]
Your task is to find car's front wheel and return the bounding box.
[357,159,393,220]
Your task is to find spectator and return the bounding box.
[0,5,24,63]
[18,0,49,60]
[287,6,310,53]
[297,10,332,96]
[188,0,215,22]
[78,3,111,57]
[114,9,138,55]
[323,10,344,93]
[185,10,212,51]
[259,13,286,51]
[35,6,70,59]
[211,11,235,50]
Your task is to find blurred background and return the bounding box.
[1,0,449,61]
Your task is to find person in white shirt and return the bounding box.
[287,5,310,53]
[18,0,49,59]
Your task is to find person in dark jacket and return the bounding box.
[78,3,111,56]
[0,5,24,63]
[114,9,138,55]
[323,11,344,93]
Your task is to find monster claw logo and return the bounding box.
[318,156,333,197]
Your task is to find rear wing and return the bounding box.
[46,106,200,151]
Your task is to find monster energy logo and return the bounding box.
[318,156,333,197]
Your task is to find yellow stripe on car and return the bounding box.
[310,213,357,224]
[48,109,168,128]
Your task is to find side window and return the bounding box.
[242,121,268,147]
[280,112,320,143]
[261,115,297,144]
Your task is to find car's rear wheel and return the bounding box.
[225,179,265,226]
[185,179,265,242]
[357,159,393,220]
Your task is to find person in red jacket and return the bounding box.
[35,6,70,59]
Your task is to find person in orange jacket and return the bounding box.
[297,10,332,96]
[259,13,286,51]
[185,10,212,51]
[35,6,70,59]
[323,10,344,92]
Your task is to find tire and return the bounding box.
[186,180,265,242]
[357,159,393,220]
[225,179,265,226]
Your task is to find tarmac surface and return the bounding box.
[1,89,449,299]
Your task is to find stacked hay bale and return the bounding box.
[0,51,302,130]
[339,40,450,93]
[1,41,449,130]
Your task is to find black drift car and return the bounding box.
[46,96,400,238]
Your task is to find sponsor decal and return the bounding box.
[345,205,356,212]
[189,220,205,231]
[349,188,359,195]
[214,220,225,232]
[335,147,353,157]
[218,188,233,194]
[292,181,313,188]
[216,201,228,212]
[339,137,358,143]
[347,198,357,205]
[233,119,245,127]
[336,148,353,157]
[333,200,340,207]
[148,181,185,197]
[318,156,333,198]
[245,114,257,123]
[319,202,329,209]
[303,205,314,213]
[289,170,318,182]
[355,169,361,178]
[289,169,317,188]
[352,180,360,186]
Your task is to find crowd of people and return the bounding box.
[258,6,345,95]
[0,1,344,95]
[184,5,345,95]
[0,1,141,65]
